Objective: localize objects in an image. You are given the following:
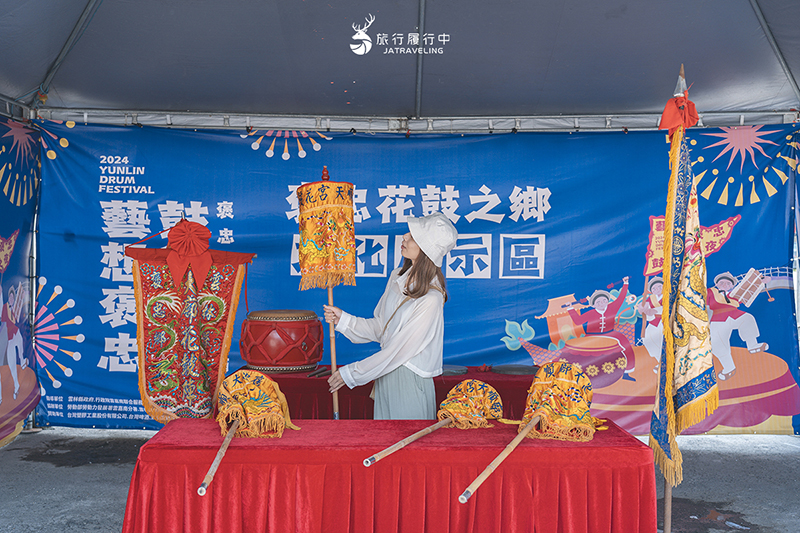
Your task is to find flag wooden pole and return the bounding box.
[458,415,540,504]
[297,166,352,421]
[662,71,682,533]
[328,286,340,420]
[664,479,673,533]
[363,418,452,466]
[197,419,240,496]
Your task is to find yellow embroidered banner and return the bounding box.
[296,167,356,290]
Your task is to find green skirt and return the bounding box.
[373,365,436,420]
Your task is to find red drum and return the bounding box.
[561,335,625,389]
[239,310,323,373]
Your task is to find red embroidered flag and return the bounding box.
[126,220,254,424]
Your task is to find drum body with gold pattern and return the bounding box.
[560,335,625,388]
[239,310,323,373]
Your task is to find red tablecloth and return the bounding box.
[122,418,656,533]
[267,366,533,420]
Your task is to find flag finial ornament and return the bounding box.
[673,64,687,97]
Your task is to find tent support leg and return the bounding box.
[413,0,427,119]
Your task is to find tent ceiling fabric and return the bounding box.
[1,0,799,130]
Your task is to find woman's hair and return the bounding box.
[398,253,448,302]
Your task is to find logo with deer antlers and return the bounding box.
[350,14,375,55]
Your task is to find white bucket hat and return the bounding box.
[407,212,458,268]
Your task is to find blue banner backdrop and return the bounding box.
[34,120,800,434]
[0,117,40,446]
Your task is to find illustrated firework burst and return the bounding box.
[242,129,331,160]
[38,120,76,161]
[0,119,41,206]
[691,126,799,207]
[33,276,84,389]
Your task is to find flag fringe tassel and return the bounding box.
[676,390,718,435]
[649,433,683,487]
[299,272,356,291]
[217,410,286,439]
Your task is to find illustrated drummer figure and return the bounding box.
[638,277,664,372]
[0,283,26,405]
[567,276,636,381]
[707,271,769,381]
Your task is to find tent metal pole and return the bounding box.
[0,92,29,108]
[35,0,104,105]
[413,0,427,119]
[27,178,41,429]
[749,0,800,105]
[0,92,30,119]
[31,108,798,132]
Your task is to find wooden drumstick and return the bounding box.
[363,418,452,467]
[328,286,340,420]
[197,419,240,496]
[458,415,540,504]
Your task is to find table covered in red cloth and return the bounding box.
[266,366,533,420]
[122,418,656,533]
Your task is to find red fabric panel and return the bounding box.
[125,247,255,267]
[267,366,533,420]
[659,92,699,138]
[166,249,213,292]
[123,419,656,533]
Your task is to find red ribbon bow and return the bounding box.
[166,220,213,289]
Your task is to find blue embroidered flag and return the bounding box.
[649,124,719,486]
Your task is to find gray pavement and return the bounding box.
[646,433,800,533]
[0,427,155,533]
[0,427,798,532]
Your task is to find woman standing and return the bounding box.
[324,212,458,420]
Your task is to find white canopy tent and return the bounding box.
[1,0,799,132]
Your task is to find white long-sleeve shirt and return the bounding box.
[337,267,444,389]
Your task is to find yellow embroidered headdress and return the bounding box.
[216,369,300,438]
[437,379,506,429]
[520,361,605,442]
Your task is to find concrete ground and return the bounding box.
[0,427,798,533]
[0,427,155,533]
[647,434,800,533]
